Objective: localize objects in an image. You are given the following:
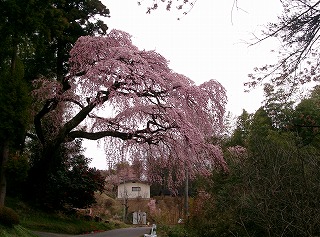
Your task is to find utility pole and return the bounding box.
[123,179,127,223]
[184,168,189,219]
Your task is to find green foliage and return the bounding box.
[240,131,320,236]
[158,225,187,237]
[187,133,320,236]
[292,85,320,146]
[6,153,29,197]
[0,0,110,211]
[0,0,110,82]
[227,109,252,147]
[262,84,295,130]
[21,210,115,235]
[186,157,251,237]
[0,207,20,227]
[47,156,105,209]
[26,0,110,81]
[0,225,37,237]
[247,107,274,154]
[185,101,320,236]
[0,57,31,148]
[4,197,125,235]
[26,139,105,210]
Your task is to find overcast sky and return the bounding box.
[85,0,283,169]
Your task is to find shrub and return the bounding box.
[6,153,29,197]
[26,140,105,210]
[159,225,186,237]
[0,206,20,227]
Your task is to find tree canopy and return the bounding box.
[31,29,227,189]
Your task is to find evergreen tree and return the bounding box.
[0,0,110,206]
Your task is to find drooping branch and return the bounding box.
[31,29,227,191]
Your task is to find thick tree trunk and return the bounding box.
[26,142,63,205]
[0,36,19,206]
[0,141,9,206]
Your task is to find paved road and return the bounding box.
[33,227,151,237]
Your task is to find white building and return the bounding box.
[117,181,150,199]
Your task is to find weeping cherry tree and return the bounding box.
[31,29,227,192]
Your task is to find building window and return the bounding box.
[132,187,141,192]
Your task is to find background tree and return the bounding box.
[0,53,30,206]
[24,0,110,83]
[5,152,29,198]
[26,139,105,210]
[0,0,110,206]
[247,0,320,93]
[186,104,320,236]
[247,107,274,153]
[226,109,252,147]
[262,83,295,130]
[0,0,40,206]
[187,149,249,237]
[292,85,320,146]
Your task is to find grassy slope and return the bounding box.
[0,225,38,237]
[1,197,127,236]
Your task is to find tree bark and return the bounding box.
[0,141,9,206]
[0,35,19,206]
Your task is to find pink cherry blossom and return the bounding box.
[32,29,227,190]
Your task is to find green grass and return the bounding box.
[2,196,127,236]
[20,211,123,234]
[0,225,37,237]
